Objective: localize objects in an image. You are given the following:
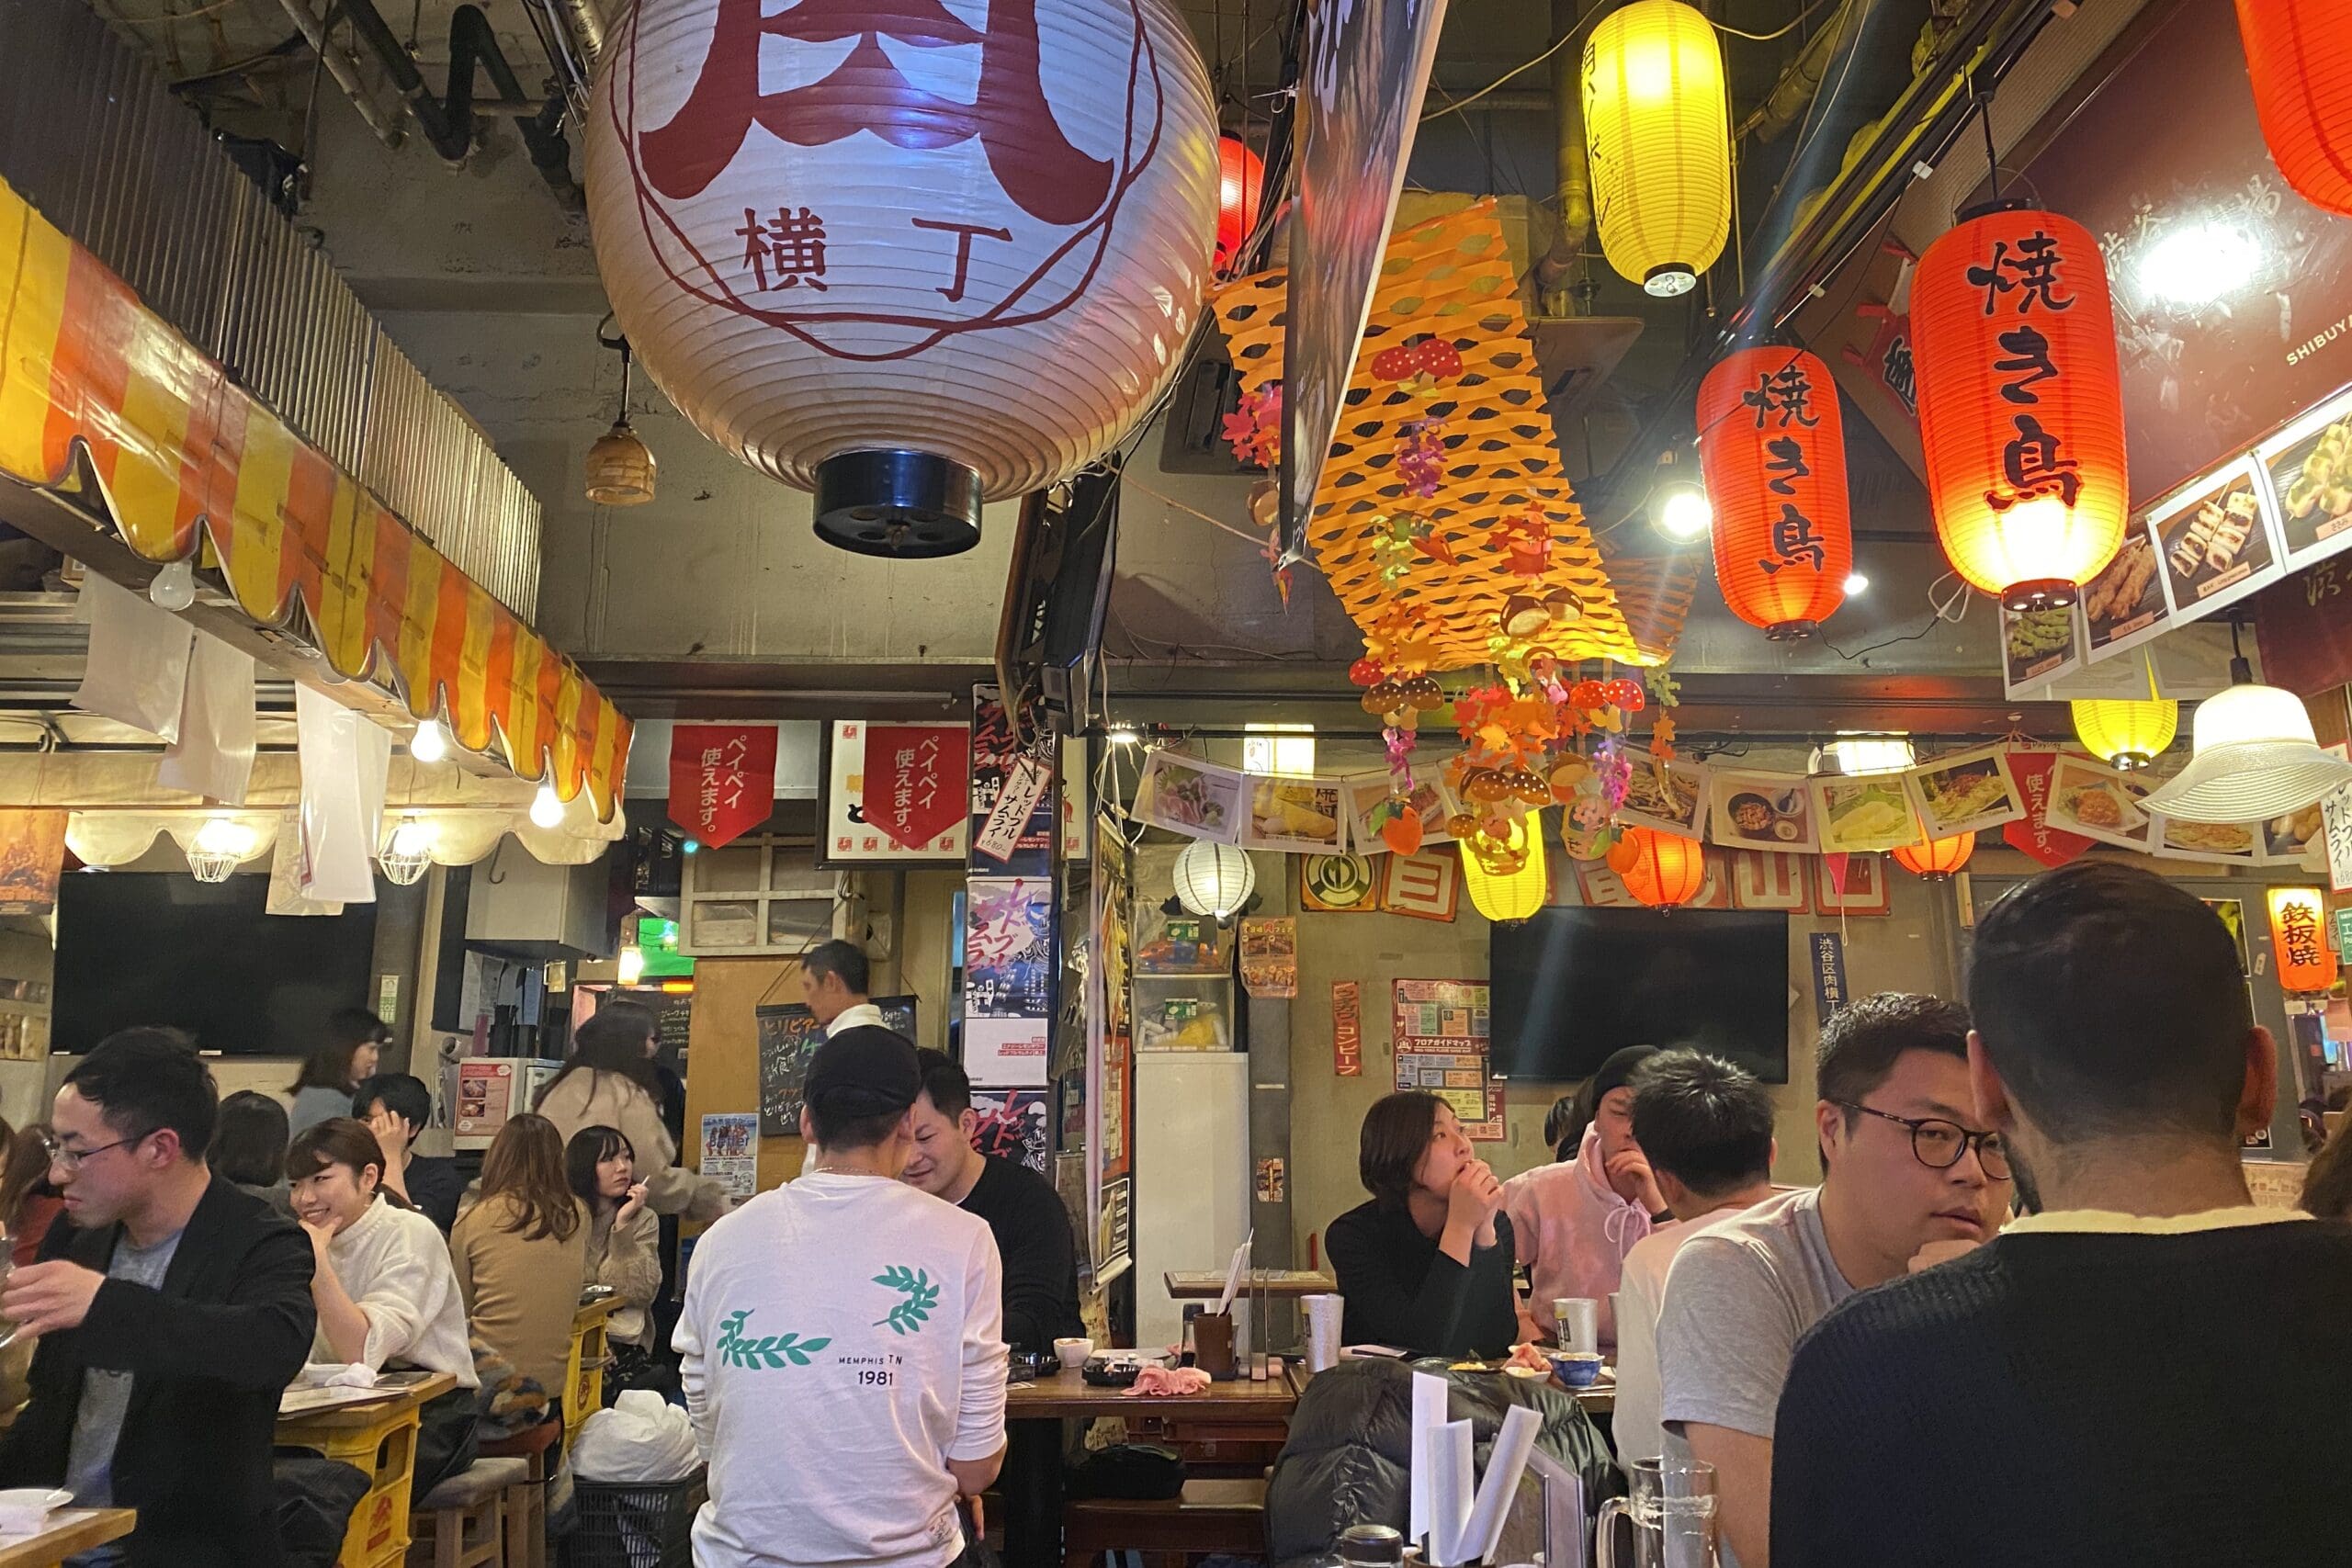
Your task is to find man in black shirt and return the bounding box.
[1772,861,2352,1568]
[353,1073,464,1234]
[904,1049,1082,1568]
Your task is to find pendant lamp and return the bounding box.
[2234,0,2352,218]
[1893,830,1974,879]
[2143,631,2352,821]
[1583,0,1732,299]
[1697,346,1852,638]
[585,330,656,507]
[1463,819,1549,923]
[2071,658,2177,770]
[1172,839,1257,920]
[186,815,259,883]
[1609,826,1707,908]
[1912,203,2129,610]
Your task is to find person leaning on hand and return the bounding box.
[0,1029,315,1568]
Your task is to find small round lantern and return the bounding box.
[1609,826,1707,908]
[1216,135,1266,271]
[1911,204,2129,610]
[1893,830,1975,879]
[585,0,1219,558]
[1697,346,1851,638]
[2071,695,2177,771]
[1172,839,1256,920]
[2234,0,2352,218]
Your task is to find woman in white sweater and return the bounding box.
[564,1124,662,1349]
[288,1118,479,1387]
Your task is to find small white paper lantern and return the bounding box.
[584,0,1219,557]
[1172,839,1255,920]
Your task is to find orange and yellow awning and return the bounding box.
[0,174,629,818]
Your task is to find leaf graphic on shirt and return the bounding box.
[715,1308,832,1370]
[872,1266,940,1335]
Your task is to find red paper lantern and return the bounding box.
[1216,135,1266,271]
[1697,345,1852,639]
[2267,886,2339,994]
[1608,826,1707,908]
[2235,0,2352,217]
[1893,830,1975,879]
[1911,205,2129,610]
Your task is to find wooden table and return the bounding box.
[277,1371,458,1568]
[1162,1270,1336,1299]
[0,1509,135,1567]
[566,1296,622,1444]
[1006,1364,1302,1421]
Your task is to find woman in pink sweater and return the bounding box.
[1500,1044,1668,1345]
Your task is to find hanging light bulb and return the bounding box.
[530,782,567,829]
[186,815,257,883]
[1171,840,1256,920]
[585,328,656,506]
[378,816,435,886]
[147,558,196,611]
[617,944,647,987]
[2144,630,2352,821]
[410,718,449,764]
[1649,447,1713,542]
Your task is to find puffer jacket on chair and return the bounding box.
[1265,1359,1625,1568]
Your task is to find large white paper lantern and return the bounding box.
[1172,839,1256,920]
[584,0,1219,557]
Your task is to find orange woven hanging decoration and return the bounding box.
[1911,205,2129,611]
[1608,826,1707,908]
[2235,0,2352,217]
[1893,830,1975,879]
[1696,346,1851,639]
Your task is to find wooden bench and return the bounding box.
[1060,1477,1267,1568]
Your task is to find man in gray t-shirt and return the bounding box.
[60,1227,184,1554]
[1651,997,2012,1568]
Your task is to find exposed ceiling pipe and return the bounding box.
[546,0,605,76]
[1742,0,1855,141]
[271,0,404,145]
[1532,0,1594,310]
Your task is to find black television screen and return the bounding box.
[1489,908,1791,1083]
[53,874,379,1056]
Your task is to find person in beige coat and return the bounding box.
[534,1004,728,1224]
[564,1124,662,1349]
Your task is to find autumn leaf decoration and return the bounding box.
[717,1308,831,1369]
[873,1267,941,1335]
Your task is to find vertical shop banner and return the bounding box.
[0,810,66,918]
[969,685,1057,874]
[2003,747,2095,868]
[965,875,1055,1087]
[1087,813,1136,1280]
[823,721,969,863]
[968,1089,1051,1176]
[667,723,777,850]
[1391,978,1500,1139]
[861,725,968,851]
[1332,980,1363,1076]
[1810,933,1849,1024]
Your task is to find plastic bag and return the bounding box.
[571,1390,700,1483]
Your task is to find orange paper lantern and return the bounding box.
[1216,135,1266,271]
[1697,345,1851,638]
[1608,826,1707,908]
[1911,205,2129,610]
[1893,830,1975,879]
[2235,0,2352,218]
[2267,886,2338,993]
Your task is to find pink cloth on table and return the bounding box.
[1501,1126,1652,1345]
[1123,1365,1213,1397]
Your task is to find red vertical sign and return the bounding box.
[2002,748,2093,868]
[1332,980,1363,1077]
[667,724,777,849]
[862,725,969,850]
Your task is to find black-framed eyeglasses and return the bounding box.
[43,1131,151,1174]
[1833,1101,2012,1180]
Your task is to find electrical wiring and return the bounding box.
[1418,27,1587,122]
[1820,570,1972,665]
[1711,0,1843,42]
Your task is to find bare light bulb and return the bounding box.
[410,718,448,764]
[148,558,196,611]
[1843,571,1870,595]
[529,783,565,829]
[617,945,646,986]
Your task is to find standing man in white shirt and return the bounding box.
[803,940,884,1037]
[677,1026,1008,1568]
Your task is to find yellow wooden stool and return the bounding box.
[410,1455,526,1568]
[564,1298,620,1449]
[288,1397,425,1568]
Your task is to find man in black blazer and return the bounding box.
[0,1028,316,1567]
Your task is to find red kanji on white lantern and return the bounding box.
[586,0,1218,558]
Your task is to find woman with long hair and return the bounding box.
[286,1008,390,1136]
[212,1090,294,1216]
[565,1125,661,1351]
[536,1002,727,1222]
[2301,1119,2352,1219]
[0,1121,63,1267]
[450,1112,589,1398]
[1323,1090,1521,1359]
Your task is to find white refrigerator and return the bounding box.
[1134,1050,1252,1353]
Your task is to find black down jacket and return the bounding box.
[1265,1359,1626,1568]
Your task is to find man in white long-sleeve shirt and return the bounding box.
[676,1028,1008,1568]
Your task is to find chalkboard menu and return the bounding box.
[650,992,693,1068]
[756,996,920,1135]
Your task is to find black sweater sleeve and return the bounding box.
[1327,1205,1519,1359]
[967,1160,1083,1353]
[76,1221,317,1392]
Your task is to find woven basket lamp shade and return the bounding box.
[1912,205,2129,610]
[1608,826,1707,908]
[584,421,656,506]
[2267,886,2338,994]
[1893,830,1975,879]
[1462,819,1549,923]
[584,0,1219,558]
[1583,0,1732,299]
[1172,839,1256,920]
[1697,346,1850,638]
[2235,0,2352,217]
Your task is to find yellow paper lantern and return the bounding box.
[2072,695,2177,771]
[1463,820,1549,923]
[1583,0,1732,298]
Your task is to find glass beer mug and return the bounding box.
[1598,1459,1720,1568]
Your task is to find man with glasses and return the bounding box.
[1773,862,2352,1567]
[1653,994,2011,1567]
[0,1028,316,1567]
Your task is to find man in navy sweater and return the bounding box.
[1772,860,2352,1568]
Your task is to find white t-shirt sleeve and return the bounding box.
[949,1224,1009,1463]
[672,1237,714,1458]
[1656,1235,1802,1441]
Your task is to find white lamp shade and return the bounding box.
[2143,682,2352,821]
[582,0,1219,507]
[1172,839,1256,919]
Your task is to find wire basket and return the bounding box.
[561,1473,705,1568]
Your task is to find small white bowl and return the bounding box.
[1054,1337,1095,1371]
[0,1489,72,1535]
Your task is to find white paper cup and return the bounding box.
[1304,1293,1343,1372]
